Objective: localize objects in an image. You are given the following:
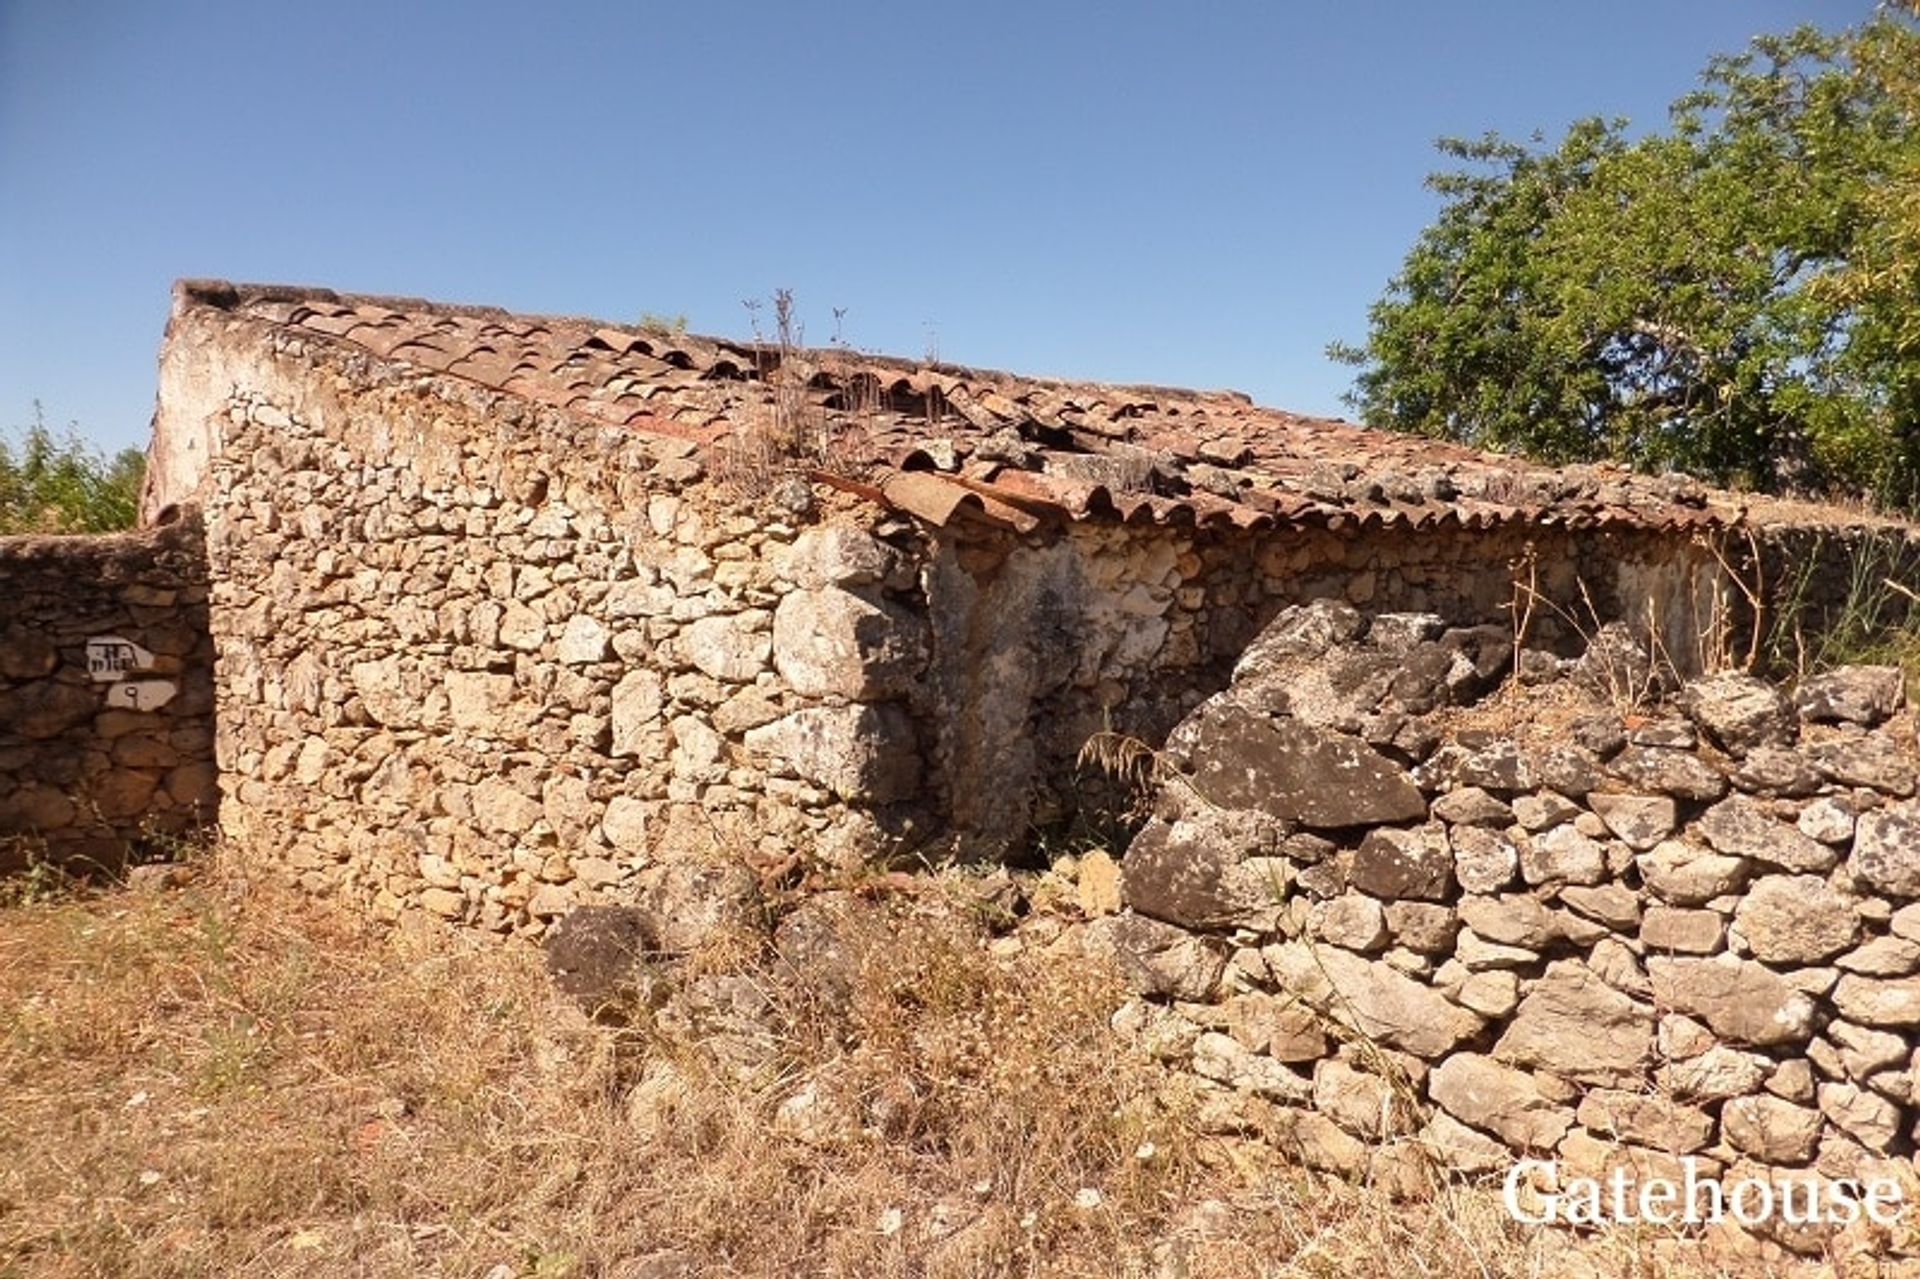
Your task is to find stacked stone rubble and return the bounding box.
[1107,600,1920,1244]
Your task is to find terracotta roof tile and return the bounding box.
[180,279,1772,535]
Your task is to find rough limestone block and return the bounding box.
[776,524,900,590]
[1120,808,1290,930]
[1721,1095,1823,1164]
[1492,960,1654,1087]
[1262,940,1483,1060]
[1796,666,1904,726]
[1732,874,1858,964]
[1427,1053,1573,1152]
[1575,1089,1715,1153]
[1080,913,1223,1002]
[1636,839,1751,906]
[677,612,767,683]
[1647,956,1818,1046]
[1185,704,1426,830]
[1639,906,1726,955]
[1679,672,1797,756]
[1830,973,1920,1027]
[1586,792,1676,851]
[1697,793,1836,873]
[1607,745,1727,802]
[1851,800,1920,897]
[1809,732,1917,797]
[1351,825,1454,901]
[743,704,919,804]
[771,586,924,700]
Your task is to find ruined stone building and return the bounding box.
[12,280,1920,1209]
[115,279,1751,918]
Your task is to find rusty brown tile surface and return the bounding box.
[177,279,1813,536]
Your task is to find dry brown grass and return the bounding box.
[0,845,1887,1278]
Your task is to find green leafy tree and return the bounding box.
[0,404,146,533]
[1333,8,1920,507]
[1813,1,1920,440]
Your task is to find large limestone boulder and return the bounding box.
[744,704,920,803]
[1193,1031,1313,1104]
[1262,941,1483,1059]
[1491,960,1653,1087]
[772,586,925,700]
[1646,956,1818,1046]
[1659,1044,1770,1101]
[1569,621,1659,701]
[1264,1107,1369,1176]
[1431,787,1513,827]
[1679,672,1796,756]
[1183,703,1426,830]
[1796,666,1904,726]
[1312,1059,1412,1139]
[1818,1081,1901,1152]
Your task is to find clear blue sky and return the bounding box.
[0,0,1871,454]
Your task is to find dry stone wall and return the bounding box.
[178,304,1732,929]
[169,299,1744,933]
[0,518,217,870]
[200,334,931,934]
[924,518,1719,857]
[1748,522,1920,656]
[1097,598,1920,1248]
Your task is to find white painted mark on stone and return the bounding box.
[106,680,177,712]
[86,636,156,682]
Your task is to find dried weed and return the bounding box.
[0,845,1874,1278]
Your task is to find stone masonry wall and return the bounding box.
[1747,522,1920,661]
[0,517,217,871]
[167,299,1737,924]
[1099,598,1920,1251]
[198,323,944,936]
[928,518,1721,857]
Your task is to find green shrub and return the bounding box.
[0,404,145,534]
